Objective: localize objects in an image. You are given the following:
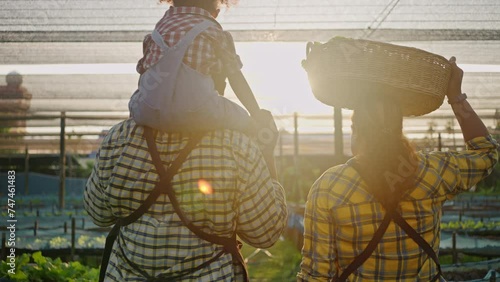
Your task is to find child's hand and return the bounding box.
[253,109,279,156]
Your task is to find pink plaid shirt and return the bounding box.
[137,6,242,77]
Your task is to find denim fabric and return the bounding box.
[129,20,251,132]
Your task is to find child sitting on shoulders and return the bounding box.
[129,0,275,145]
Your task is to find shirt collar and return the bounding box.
[165,6,215,19]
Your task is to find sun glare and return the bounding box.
[198,179,214,195]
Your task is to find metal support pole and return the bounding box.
[334,107,344,159]
[294,112,299,158]
[24,145,29,195]
[59,112,66,210]
[438,132,442,152]
[1,233,5,260]
[293,113,300,201]
[452,231,457,264]
[279,129,284,184]
[71,217,76,260]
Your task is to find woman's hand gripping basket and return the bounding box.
[302,37,453,116]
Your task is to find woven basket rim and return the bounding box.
[303,38,452,116]
[318,37,451,62]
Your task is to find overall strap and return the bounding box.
[145,128,232,246]
[343,160,442,282]
[98,126,202,282]
[151,19,216,53]
[144,127,249,282]
[335,214,391,282]
[383,207,442,281]
[151,29,170,51]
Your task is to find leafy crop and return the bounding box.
[441,220,500,231]
[0,252,99,281]
[17,235,106,250]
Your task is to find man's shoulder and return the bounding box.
[104,119,258,152]
[103,119,136,141]
[204,129,259,153]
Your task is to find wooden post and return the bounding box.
[34,220,38,236]
[59,112,66,210]
[64,222,68,234]
[71,217,76,259]
[24,145,29,195]
[334,107,344,159]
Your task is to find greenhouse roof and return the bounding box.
[1,0,500,41]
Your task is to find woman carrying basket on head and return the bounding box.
[297,57,498,281]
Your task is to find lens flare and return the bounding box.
[198,179,214,195]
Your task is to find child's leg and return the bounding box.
[178,93,255,134]
[166,65,255,134]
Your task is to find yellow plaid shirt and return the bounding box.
[84,119,287,281]
[298,135,498,281]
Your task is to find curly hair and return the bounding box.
[159,0,239,7]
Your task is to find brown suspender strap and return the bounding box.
[98,127,203,282]
[335,214,392,281]
[350,161,442,280]
[144,127,249,282]
[337,160,442,282]
[384,208,442,282]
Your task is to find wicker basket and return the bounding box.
[302,37,452,116]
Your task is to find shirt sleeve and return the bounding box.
[427,135,499,196]
[233,139,287,248]
[215,31,243,76]
[83,126,125,227]
[136,34,152,75]
[297,173,338,282]
[84,152,116,227]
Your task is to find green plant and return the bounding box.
[281,157,323,203]
[441,220,500,231]
[241,237,301,281]
[439,254,485,265]
[72,160,94,178]
[0,252,99,281]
